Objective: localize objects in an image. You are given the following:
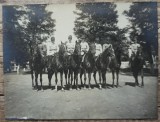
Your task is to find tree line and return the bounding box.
[3,2,158,71]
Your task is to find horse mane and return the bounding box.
[88,42,96,55]
[74,41,81,55]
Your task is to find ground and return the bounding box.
[4,71,157,120]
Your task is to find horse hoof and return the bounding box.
[88,87,91,90]
[61,88,65,91]
[83,86,86,90]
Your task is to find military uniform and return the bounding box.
[129,43,141,57]
[66,42,75,56]
[95,43,102,57]
[46,41,59,56]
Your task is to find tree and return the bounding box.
[74,3,119,45]
[3,4,55,70]
[123,2,158,58]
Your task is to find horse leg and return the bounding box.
[80,69,84,88]
[31,69,34,89]
[84,69,87,89]
[74,70,79,90]
[141,69,144,87]
[64,69,68,86]
[93,71,98,86]
[68,69,71,90]
[101,71,104,86]
[102,71,106,88]
[104,70,107,88]
[70,70,73,90]
[88,71,91,90]
[55,71,58,91]
[60,71,64,91]
[40,72,43,91]
[116,69,119,87]
[73,73,76,86]
[112,70,115,87]
[133,72,139,86]
[35,72,38,90]
[48,70,53,88]
[98,71,102,89]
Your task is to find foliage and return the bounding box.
[74,3,120,45]
[3,4,55,70]
[124,2,158,57]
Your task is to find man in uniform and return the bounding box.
[46,37,59,56]
[94,42,102,61]
[128,40,141,64]
[66,35,75,62]
[129,40,141,58]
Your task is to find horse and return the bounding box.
[30,46,46,90]
[93,45,115,89]
[130,48,145,86]
[67,41,81,90]
[80,42,97,89]
[47,42,67,91]
[109,46,122,87]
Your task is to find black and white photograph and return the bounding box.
[3,2,158,119]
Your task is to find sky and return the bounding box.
[46,3,132,44]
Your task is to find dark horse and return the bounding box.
[130,48,145,86]
[68,41,81,90]
[30,46,46,90]
[80,42,97,89]
[47,42,67,91]
[93,45,116,88]
[109,46,122,87]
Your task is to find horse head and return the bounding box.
[103,44,114,57]
[59,42,66,55]
[89,42,96,55]
[74,41,81,55]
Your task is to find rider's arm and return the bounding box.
[56,45,59,52]
[100,45,102,53]
[86,43,89,52]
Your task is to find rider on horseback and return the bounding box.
[94,42,102,62]
[46,37,59,56]
[128,40,141,66]
[66,35,75,63]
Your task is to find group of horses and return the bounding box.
[29,41,145,91]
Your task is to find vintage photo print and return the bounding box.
[3,2,158,119]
